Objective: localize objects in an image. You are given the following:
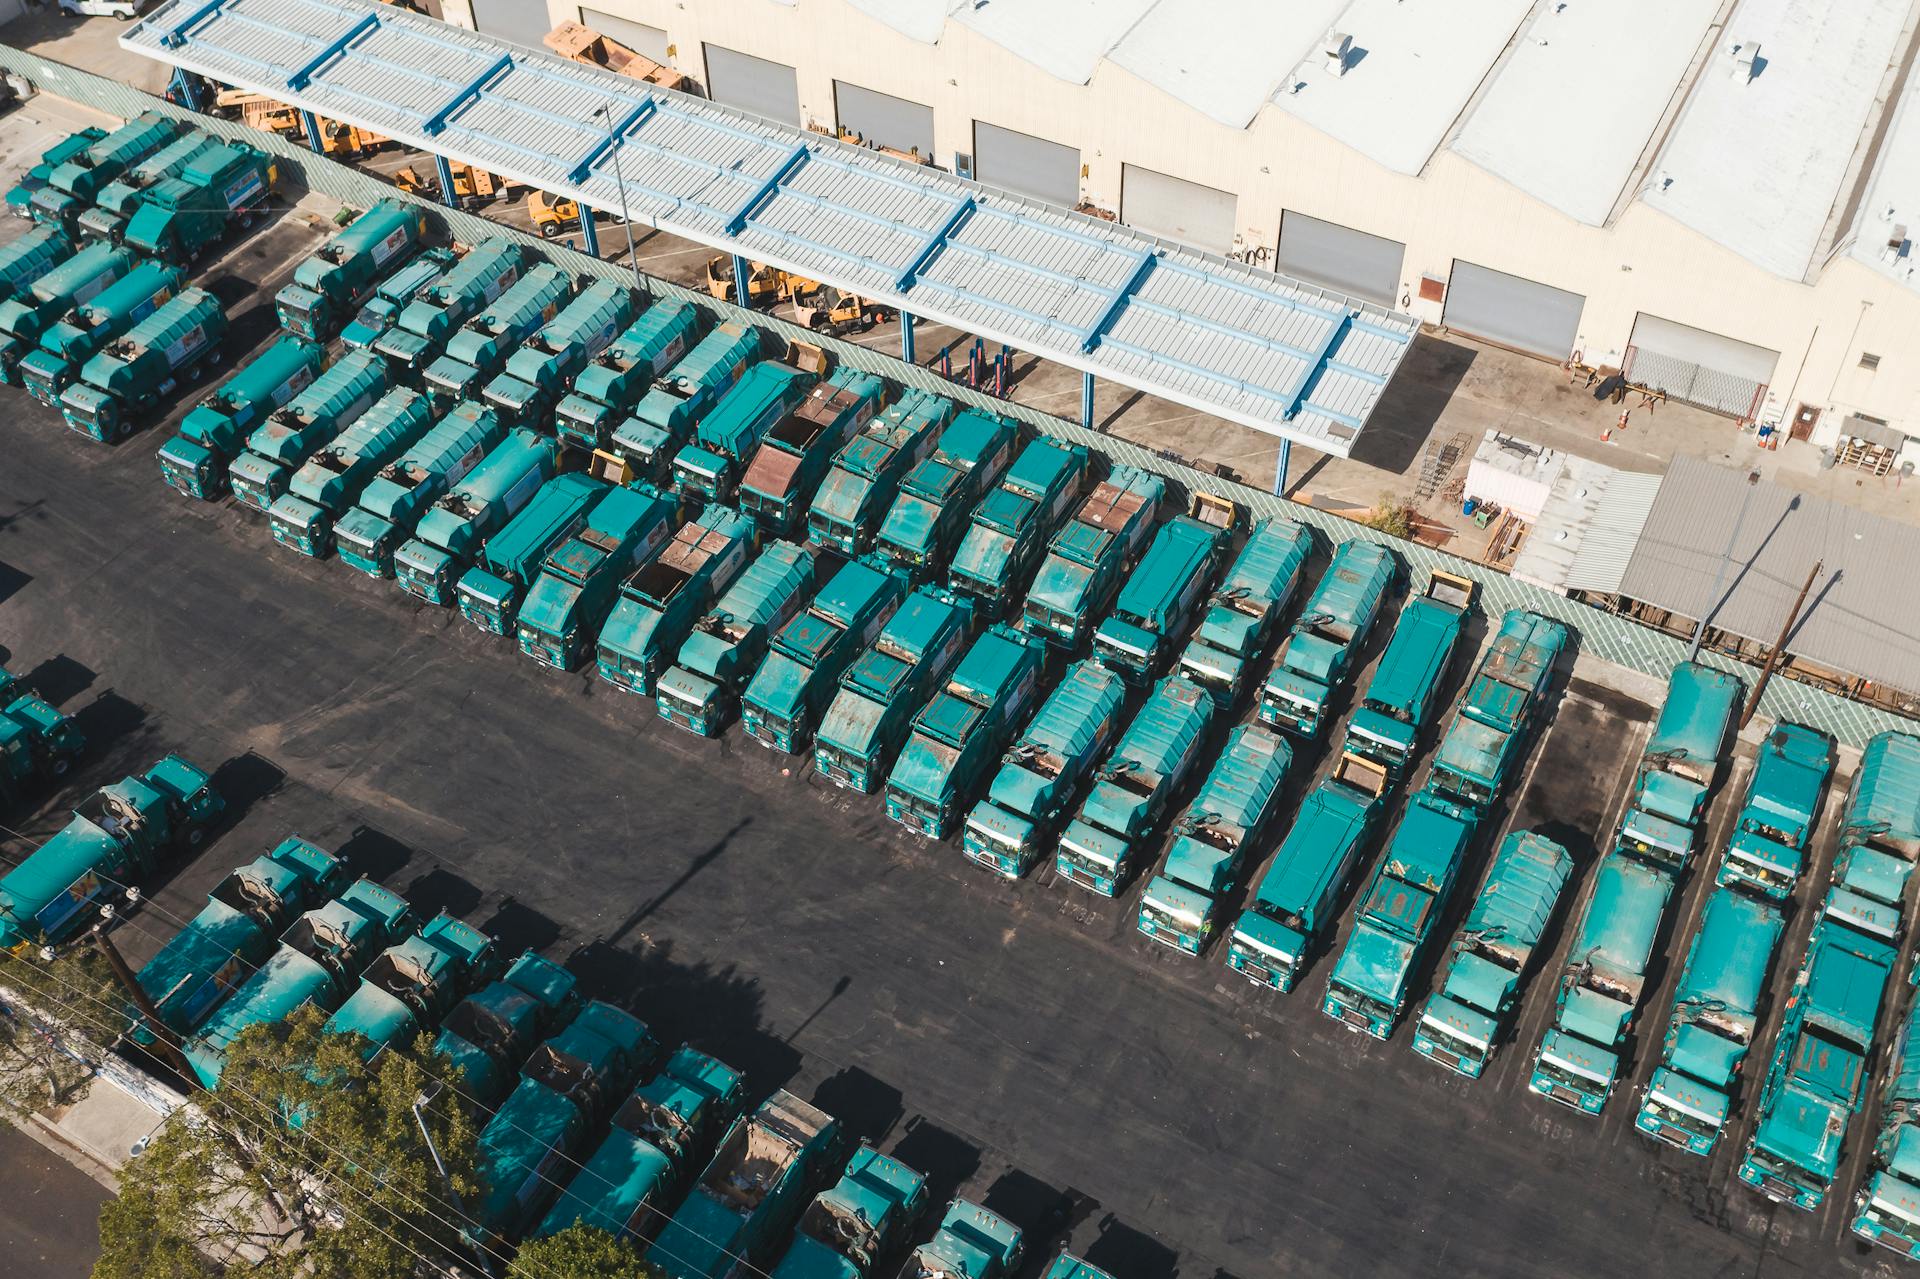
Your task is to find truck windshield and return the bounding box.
[1138,898,1195,939]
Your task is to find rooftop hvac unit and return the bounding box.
[1322,31,1354,77]
[1727,40,1762,83]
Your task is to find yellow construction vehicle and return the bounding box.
[705,255,783,307]
[528,192,585,238]
[790,282,890,336]
[394,161,509,208]
[212,90,388,157]
[544,21,689,93]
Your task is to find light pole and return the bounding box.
[593,103,644,294]
[1688,470,1760,663]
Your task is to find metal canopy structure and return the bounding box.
[124,0,1417,457]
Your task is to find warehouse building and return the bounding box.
[441,0,1920,472]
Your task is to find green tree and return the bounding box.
[511,1223,662,1279]
[95,1004,484,1279]
[1363,491,1416,541]
[0,945,128,1118]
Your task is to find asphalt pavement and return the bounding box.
[0,1123,108,1279]
[0,203,1895,1279]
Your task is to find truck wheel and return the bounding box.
[540,222,559,239]
[239,211,255,230]
[208,351,222,366]
[50,755,71,777]
[183,825,206,851]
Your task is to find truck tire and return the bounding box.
[50,755,71,776]
[540,222,559,239]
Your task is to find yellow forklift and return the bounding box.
[705,255,784,307]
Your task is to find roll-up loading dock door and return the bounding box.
[1120,164,1236,255]
[973,121,1080,208]
[1275,210,1404,306]
[704,44,801,126]
[578,8,670,62]
[1443,260,1585,361]
[1625,313,1779,420]
[835,82,935,159]
[468,0,553,48]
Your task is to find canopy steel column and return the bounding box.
[1275,439,1291,497]
[579,209,600,256]
[299,109,325,155]
[432,154,459,208]
[901,312,916,364]
[168,68,202,112]
[1081,372,1095,429]
[732,254,750,306]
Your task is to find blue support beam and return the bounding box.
[1274,439,1291,497]
[1081,372,1096,429]
[162,0,227,49]
[569,98,656,184]
[1282,314,1350,421]
[1080,248,1156,353]
[1102,336,1294,406]
[288,11,379,90]
[299,110,325,156]
[579,208,600,257]
[725,142,811,235]
[902,312,915,364]
[733,255,750,307]
[896,196,975,292]
[168,67,202,113]
[433,154,459,209]
[423,50,512,136]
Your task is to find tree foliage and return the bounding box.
[510,1223,662,1279]
[1363,491,1417,541]
[0,945,127,1117]
[95,1004,483,1279]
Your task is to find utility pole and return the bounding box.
[91,915,196,1084]
[413,1088,495,1277]
[1741,558,1823,728]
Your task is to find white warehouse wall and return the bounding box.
[523,0,1920,456]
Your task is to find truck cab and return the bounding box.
[0,671,87,811]
[771,1145,929,1279]
[595,506,756,696]
[946,437,1087,619]
[516,483,682,671]
[1716,723,1835,902]
[873,410,1018,581]
[739,369,890,537]
[430,951,580,1108]
[807,389,951,556]
[897,1199,1024,1279]
[322,913,501,1061]
[1092,495,1237,685]
[1341,572,1474,780]
[1258,540,1397,740]
[815,588,975,794]
[1176,516,1312,705]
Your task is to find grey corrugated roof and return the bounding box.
[1509,456,1660,597]
[1616,455,1920,694]
[121,0,1418,457]
[1563,470,1662,596]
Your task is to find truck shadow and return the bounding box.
[334,823,416,883]
[887,1117,983,1210]
[207,752,287,825]
[399,865,485,923]
[22,653,95,707]
[810,1064,903,1147]
[0,560,26,608]
[1084,1217,1181,1279]
[981,1171,1098,1276]
[68,690,151,767]
[476,896,564,956]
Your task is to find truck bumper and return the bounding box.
[157,436,223,499]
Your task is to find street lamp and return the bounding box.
[592,103,644,294]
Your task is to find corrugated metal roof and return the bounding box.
[122,0,1416,457]
[1616,456,1920,694]
[1510,455,1660,596]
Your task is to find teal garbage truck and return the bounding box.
[555,298,706,450]
[884,622,1047,840]
[769,1144,928,1279]
[1527,852,1676,1115]
[1851,996,1920,1255]
[0,224,74,308]
[1340,571,1475,781]
[1258,539,1397,740]
[1716,722,1836,903]
[158,335,326,499]
[948,437,1088,620]
[128,837,344,1048]
[1057,674,1217,896]
[656,541,819,737]
[372,236,523,373]
[1830,730,1920,960]
[1411,829,1573,1078]
[516,482,682,671]
[1176,516,1312,705]
[6,127,106,218]
[267,387,437,558]
[1137,724,1291,956]
[0,755,222,955]
[184,878,414,1089]
[594,504,756,696]
[1224,753,1389,992]
[61,287,227,442]
[77,127,215,242]
[806,388,950,556]
[609,320,761,482]
[1612,662,1743,871]
[228,348,390,512]
[1632,887,1785,1156]
[120,140,278,264]
[1021,466,1166,652]
[422,262,573,404]
[333,399,508,578]
[872,408,1018,580]
[671,360,818,505]
[1423,609,1568,812]
[456,472,607,636]
[897,1200,1024,1279]
[471,1002,655,1246]
[1092,494,1238,685]
[395,429,558,605]
[647,1089,843,1279]
[482,278,634,423]
[19,258,181,407]
[0,675,87,813]
[0,240,138,371]
[321,912,501,1061]
[963,658,1127,880]
[743,558,906,753]
[429,951,579,1108]
[738,368,891,538]
[814,587,975,795]
[33,111,178,226]
[275,198,431,341]
[535,1044,745,1243]
[1322,790,1478,1039]
[339,245,455,351]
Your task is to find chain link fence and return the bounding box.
[4,43,1912,746]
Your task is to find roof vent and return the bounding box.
[1322,30,1354,77]
[1727,40,1762,84]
